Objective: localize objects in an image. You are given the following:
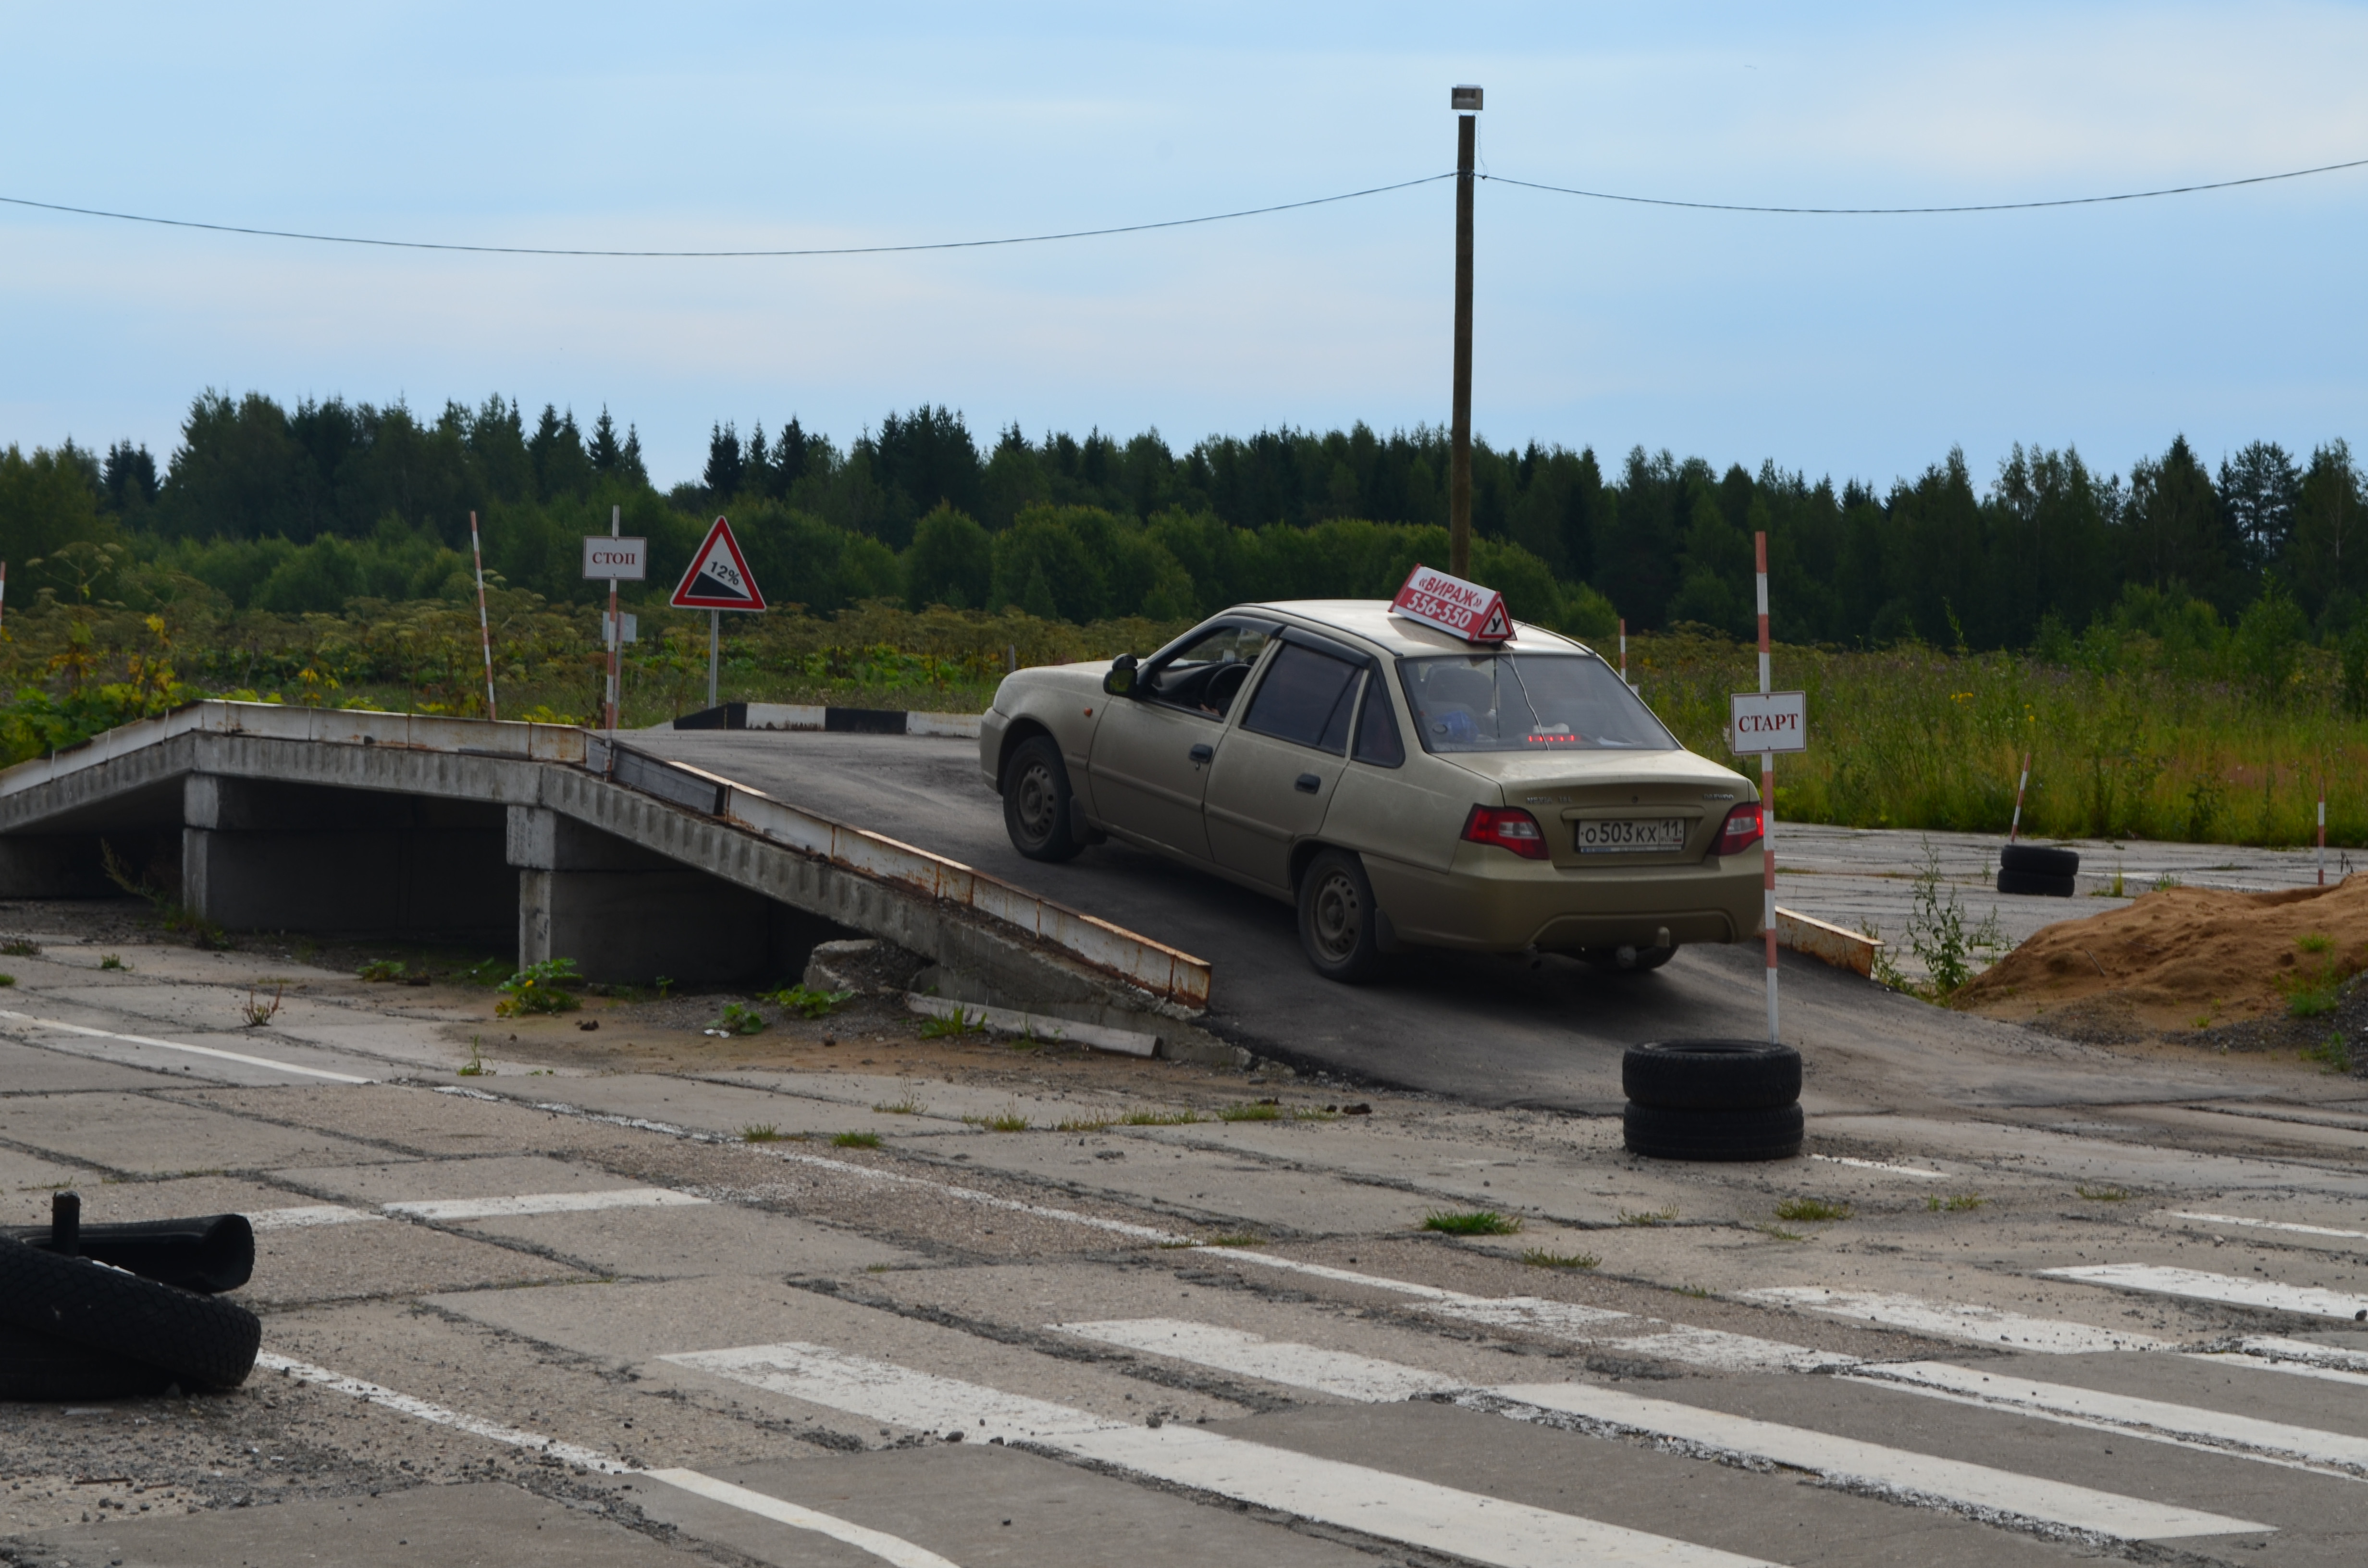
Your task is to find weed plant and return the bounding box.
[2303,1033,2355,1073]
[740,1124,784,1142]
[1927,1192,1987,1212]
[1122,1109,1200,1126]
[1521,1249,1601,1270]
[1423,1210,1522,1236]
[766,983,853,1018]
[1774,1198,1853,1223]
[1217,1101,1283,1122]
[918,1007,987,1039]
[495,957,582,1016]
[1616,1205,1679,1227]
[831,1131,881,1149]
[707,1002,768,1036]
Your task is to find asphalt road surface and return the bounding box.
[1,924,2365,1568]
[634,729,2254,1116]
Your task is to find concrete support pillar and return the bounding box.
[181,775,510,936]
[507,806,851,985]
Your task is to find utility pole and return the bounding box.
[1449,85,1482,578]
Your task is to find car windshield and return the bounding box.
[1400,653,1677,753]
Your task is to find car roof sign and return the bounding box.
[1389,564,1515,644]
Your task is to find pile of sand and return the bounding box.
[1955,875,2368,1033]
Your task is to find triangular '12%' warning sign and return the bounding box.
[670,516,767,611]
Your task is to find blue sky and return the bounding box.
[4,1,2365,494]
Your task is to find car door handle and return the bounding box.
[1189,744,1214,763]
[1294,772,1321,794]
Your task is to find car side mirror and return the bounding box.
[1102,654,1138,698]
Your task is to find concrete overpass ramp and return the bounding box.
[0,702,1206,1036]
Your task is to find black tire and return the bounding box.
[1996,868,2076,897]
[1297,848,1386,984]
[4,1213,254,1295]
[1623,1102,1805,1162]
[1581,944,1677,974]
[0,1237,259,1392]
[1999,843,2080,878]
[1623,1039,1801,1111]
[1001,736,1084,863]
[0,1322,174,1401]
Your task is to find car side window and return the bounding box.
[1240,643,1361,753]
[1353,672,1405,767]
[1144,625,1270,718]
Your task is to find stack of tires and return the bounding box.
[1998,843,2079,897]
[0,1194,261,1400]
[1622,1039,1804,1162]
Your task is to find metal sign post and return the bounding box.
[668,516,768,714]
[581,525,649,744]
[469,513,496,722]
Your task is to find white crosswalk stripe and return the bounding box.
[2168,1211,2368,1243]
[1845,1361,2368,1480]
[258,1354,958,1568]
[382,1188,708,1221]
[662,1341,1784,1568]
[1054,1319,2270,1542]
[1740,1287,2170,1352]
[245,1204,382,1231]
[2041,1262,2368,1322]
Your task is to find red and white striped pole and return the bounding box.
[605,505,622,738]
[1618,617,1628,686]
[469,511,497,723]
[1756,531,1777,1046]
[2318,782,2327,886]
[0,560,9,634]
[2008,751,2032,844]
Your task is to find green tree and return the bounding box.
[903,504,994,610]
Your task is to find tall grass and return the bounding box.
[1633,630,2363,846]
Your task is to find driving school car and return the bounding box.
[978,580,1766,983]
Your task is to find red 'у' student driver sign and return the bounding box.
[1390,563,1514,643]
[669,516,767,611]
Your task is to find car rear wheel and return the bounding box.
[1298,849,1386,984]
[1002,736,1085,863]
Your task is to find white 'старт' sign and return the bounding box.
[1729,690,1807,753]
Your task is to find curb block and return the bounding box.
[674,702,983,738]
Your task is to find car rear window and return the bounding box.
[1242,644,1361,752]
[1401,654,1677,753]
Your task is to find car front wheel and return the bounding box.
[1002,736,1085,862]
[1297,848,1386,984]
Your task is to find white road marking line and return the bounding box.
[1485,1383,2267,1541]
[1810,1154,1946,1179]
[256,1353,959,1568]
[1741,1288,2169,1353]
[246,1204,381,1231]
[2185,1352,2368,1390]
[2169,1211,2368,1242]
[2042,1263,2368,1322]
[1847,1361,2368,1479]
[0,1009,374,1083]
[1594,1326,1855,1373]
[383,1188,709,1221]
[663,1342,1780,1568]
[641,1469,962,1568]
[1054,1319,2263,1542]
[2231,1335,2368,1374]
[1058,1320,1461,1402]
[431,1087,1849,1373]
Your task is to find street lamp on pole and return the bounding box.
[1449,85,1481,578]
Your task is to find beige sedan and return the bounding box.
[979,600,1766,982]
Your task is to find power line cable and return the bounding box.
[5,151,2361,258]
[0,174,1454,257]
[1480,155,2368,214]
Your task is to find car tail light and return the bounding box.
[1461,805,1551,861]
[1715,801,1764,858]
